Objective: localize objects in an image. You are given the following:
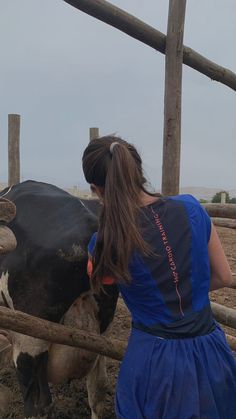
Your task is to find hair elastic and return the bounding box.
[110,142,119,155]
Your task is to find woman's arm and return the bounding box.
[208,224,233,291]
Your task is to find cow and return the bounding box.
[0,180,119,419]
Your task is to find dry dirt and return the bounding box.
[0,227,235,418]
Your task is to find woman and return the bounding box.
[82,135,236,419]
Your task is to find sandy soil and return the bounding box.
[0,227,235,418]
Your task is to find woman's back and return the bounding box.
[119,194,214,338]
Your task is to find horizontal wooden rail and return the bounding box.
[0,307,126,361]
[211,302,236,329]
[226,334,236,352]
[203,203,236,219]
[0,303,235,362]
[63,0,236,91]
[228,275,236,289]
[212,217,236,229]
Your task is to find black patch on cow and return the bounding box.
[16,351,52,418]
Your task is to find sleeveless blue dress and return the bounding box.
[88,195,236,419]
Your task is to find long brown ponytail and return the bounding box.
[82,136,156,290]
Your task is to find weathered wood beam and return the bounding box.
[212,217,236,229]
[211,302,236,329]
[0,306,235,359]
[63,0,236,91]
[0,198,16,223]
[229,282,236,290]
[0,226,17,254]
[203,203,236,219]
[8,114,20,186]
[90,127,100,141]
[162,0,186,196]
[0,307,126,361]
[226,334,236,352]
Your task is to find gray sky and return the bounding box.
[0,0,236,191]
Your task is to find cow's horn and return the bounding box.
[0,198,16,224]
[0,226,17,254]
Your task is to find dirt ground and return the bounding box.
[0,227,235,418]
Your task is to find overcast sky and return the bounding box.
[0,0,236,191]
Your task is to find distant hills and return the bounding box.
[1,182,236,202]
[180,187,236,202]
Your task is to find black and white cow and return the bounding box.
[0,180,119,419]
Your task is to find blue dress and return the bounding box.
[88,195,236,419]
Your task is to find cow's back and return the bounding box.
[0,180,98,321]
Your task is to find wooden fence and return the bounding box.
[63,0,236,195]
[204,203,236,229]
[1,0,235,364]
[4,1,235,195]
[0,302,235,363]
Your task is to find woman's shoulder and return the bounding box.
[168,194,200,207]
[167,194,208,219]
[168,194,211,240]
[140,194,202,217]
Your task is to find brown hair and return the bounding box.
[82,135,158,290]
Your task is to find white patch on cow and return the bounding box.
[12,333,49,366]
[78,198,86,209]
[0,186,12,198]
[0,271,14,309]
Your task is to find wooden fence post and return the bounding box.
[162,0,187,196]
[221,192,226,204]
[89,127,99,141]
[8,114,20,186]
[89,128,99,196]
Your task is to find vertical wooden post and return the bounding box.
[220,192,226,204]
[8,114,21,186]
[89,127,99,141]
[89,127,99,197]
[161,0,187,196]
